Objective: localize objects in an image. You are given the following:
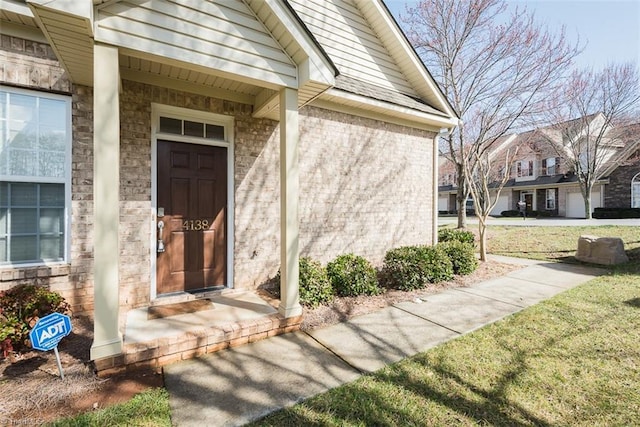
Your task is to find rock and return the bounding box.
[575,235,629,265]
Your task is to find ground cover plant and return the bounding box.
[252,260,640,426]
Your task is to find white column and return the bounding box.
[432,134,439,245]
[90,43,123,360]
[278,88,302,318]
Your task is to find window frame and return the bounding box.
[545,188,556,210]
[517,160,534,177]
[0,86,72,267]
[632,172,640,208]
[542,157,557,176]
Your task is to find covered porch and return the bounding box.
[26,0,336,369]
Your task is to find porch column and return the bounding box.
[278,87,302,318]
[90,43,123,360]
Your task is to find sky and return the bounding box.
[385,0,640,73]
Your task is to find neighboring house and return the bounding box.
[600,124,640,209]
[0,0,457,371]
[438,113,630,218]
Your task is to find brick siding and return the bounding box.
[604,160,640,208]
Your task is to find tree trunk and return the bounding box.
[584,187,593,219]
[478,217,487,261]
[456,163,467,229]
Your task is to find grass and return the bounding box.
[50,226,639,426]
[252,261,640,426]
[486,225,640,263]
[46,388,171,427]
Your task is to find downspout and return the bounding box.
[432,131,440,245]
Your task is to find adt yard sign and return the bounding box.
[30,312,72,351]
[29,313,72,379]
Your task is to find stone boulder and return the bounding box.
[575,235,629,265]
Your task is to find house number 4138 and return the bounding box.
[182,219,210,231]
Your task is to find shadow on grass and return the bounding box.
[624,298,640,308]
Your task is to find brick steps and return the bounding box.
[93,313,302,376]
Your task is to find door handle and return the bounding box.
[157,220,165,253]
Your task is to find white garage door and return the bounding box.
[438,196,449,212]
[566,189,601,218]
[491,194,509,216]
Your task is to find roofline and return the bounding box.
[374,0,459,121]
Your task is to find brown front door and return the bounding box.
[156,140,227,294]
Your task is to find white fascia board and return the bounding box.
[318,88,458,131]
[355,0,458,120]
[2,0,35,16]
[259,0,335,87]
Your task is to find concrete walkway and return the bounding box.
[164,258,606,426]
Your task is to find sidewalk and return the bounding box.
[163,257,606,426]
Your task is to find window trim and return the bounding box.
[0,86,72,267]
[517,160,534,177]
[545,188,556,210]
[632,172,640,208]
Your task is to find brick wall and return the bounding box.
[0,35,95,314]
[604,159,640,208]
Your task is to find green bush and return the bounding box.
[438,228,475,245]
[326,254,381,297]
[383,245,454,291]
[0,285,70,356]
[439,241,478,276]
[297,257,334,308]
[501,210,520,217]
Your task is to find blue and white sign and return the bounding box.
[29,312,72,352]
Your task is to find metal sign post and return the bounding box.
[29,313,73,379]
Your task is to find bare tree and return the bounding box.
[465,146,519,261]
[542,63,640,219]
[402,0,581,229]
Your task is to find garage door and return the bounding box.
[566,189,601,218]
[438,196,449,212]
[491,194,509,216]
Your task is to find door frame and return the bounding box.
[150,103,235,300]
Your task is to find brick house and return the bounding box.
[601,124,640,209]
[438,114,632,218]
[0,0,458,371]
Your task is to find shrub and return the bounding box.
[438,228,475,245]
[439,241,478,275]
[0,285,70,356]
[326,254,381,297]
[500,209,519,217]
[383,245,454,290]
[297,257,334,308]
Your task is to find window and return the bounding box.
[159,116,225,140]
[0,88,70,265]
[546,189,556,210]
[632,173,640,208]
[517,160,534,177]
[542,157,556,175]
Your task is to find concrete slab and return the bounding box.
[505,263,605,289]
[124,292,277,344]
[459,276,568,307]
[164,332,360,427]
[395,289,521,334]
[307,307,459,373]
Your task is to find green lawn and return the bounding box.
[486,225,640,263]
[51,226,640,426]
[253,261,640,426]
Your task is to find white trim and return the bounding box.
[632,172,640,208]
[150,104,235,300]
